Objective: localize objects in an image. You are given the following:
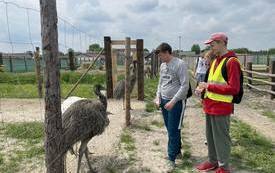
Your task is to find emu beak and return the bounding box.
[106,111,113,115]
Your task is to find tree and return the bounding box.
[144,48,149,53]
[191,44,201,54]
[89,43,102,53]
[268,48,275,54]
[231,48,249,54]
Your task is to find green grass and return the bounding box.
[0,83,98,98]
[0,146,44,173]
[0,72,37,84]
[0,71,106,85]
[173,134,193,172]
[2,122,44,144]
[145,101,157,112]
[230,119,275,173]
[143,77,159,113]
[0,71,114,98]
[262,110,275,121]
[0,71,107,98]
[0,122,44,173]
[120,129,136,152]
[119,129,137,164]
[144,77,159,100]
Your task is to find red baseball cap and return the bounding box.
[204,32,228,44]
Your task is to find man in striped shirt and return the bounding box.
[154,43,189,171]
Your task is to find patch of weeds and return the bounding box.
[0,122,44,173]
[145,101,156,112]
[230,118,275,173]
[262,110,275,121]
[173,134,193,172]
[120,129,136,152]
[3,122,44,144]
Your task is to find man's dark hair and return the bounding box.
[156,42,172,54]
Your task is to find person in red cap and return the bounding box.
[195,32,242,173]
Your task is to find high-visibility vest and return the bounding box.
[204,57,233,103]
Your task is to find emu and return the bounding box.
[113,60,137,109]
[61,84,109,173]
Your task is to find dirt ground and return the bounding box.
[0,90,275,173]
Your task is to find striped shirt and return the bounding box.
[156,57,189,103]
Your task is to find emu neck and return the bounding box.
[95,90,107,110]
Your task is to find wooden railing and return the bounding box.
[244,61,275,99]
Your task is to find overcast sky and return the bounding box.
[0,0,275,53]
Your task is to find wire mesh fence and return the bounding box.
[0,1,106,172]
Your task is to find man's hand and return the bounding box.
[154,97,160,108]
[195,82,209,96]
[164,100,176,110]
[198,82,209,90]
[195,86,204,95]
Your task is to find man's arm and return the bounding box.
[155,64,163,99]
[171,62,189,103]
[156,76,162,99]
[155,64,163,107]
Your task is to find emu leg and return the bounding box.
[123,97,125,110]
[85,148,95,173]
[77,141,88,173]
[69,147,77,157]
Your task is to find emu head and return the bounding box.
[94,84,105,97]
[130,60,137,74]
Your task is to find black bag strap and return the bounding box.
[221,56,240,82]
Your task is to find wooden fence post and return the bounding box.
[23,56,28,72]
[0,52,3,65]
[68,49,75,71]
[112,49,118,88]
[0,53,3,72]
[34,47,43,98]
[136,39,144,101]
[125,37,131,126]
[104,36,113,98]
[267,53,270,72]
[246,62,253,89]
[271,60,275,99]
[40,0,65,172]
[243,54,247,67]
[9,56,13,72]
[151,53,155,78]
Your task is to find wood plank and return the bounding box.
[111,40,137,45]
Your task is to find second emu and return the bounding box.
[113,59,137,109]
